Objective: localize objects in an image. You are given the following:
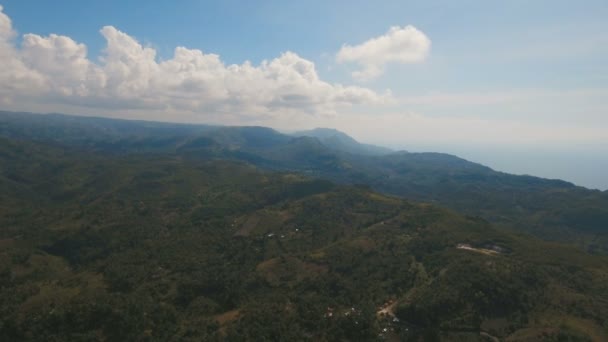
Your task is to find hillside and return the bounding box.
[2,111,606,253]
[1,138,607,341]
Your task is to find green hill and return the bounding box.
[2,111,606,253]
[0,137,607,341]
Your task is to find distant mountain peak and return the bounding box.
[302,127,347,136]
[292,128,393,156]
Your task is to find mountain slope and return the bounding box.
[0,138,607,341]
[1,110,607,253]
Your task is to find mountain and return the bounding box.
[293,128,393,156]
[1,110,607,254]
[1,137,607,340]
[346,152,608,252]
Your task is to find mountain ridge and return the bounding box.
[292,127,394,156]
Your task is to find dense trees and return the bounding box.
[1,113,607,340]
[2,111,607,254]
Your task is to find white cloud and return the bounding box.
[336,25,431,81]
[0,6,47,102]
[0,5,12,39]
[0,7,388,120]
[20,33,106,97]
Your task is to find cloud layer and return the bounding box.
[336,25,431,81]
[0,6,386,120]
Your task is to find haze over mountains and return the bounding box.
[292,129,608,191]
[391,142,608,192]
[1,2,606,177]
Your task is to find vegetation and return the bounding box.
[2,111,606,254]
[1,134,607,340]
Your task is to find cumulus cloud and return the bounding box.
[0,7,387,119]
[336,25,431,81]
[0,6,47,101]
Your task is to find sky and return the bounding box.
[0,1,607,189]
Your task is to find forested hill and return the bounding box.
[1,137,607,340]
[2,110,606,253]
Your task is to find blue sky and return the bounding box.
[5,1,606,86]
[1,1,607,188]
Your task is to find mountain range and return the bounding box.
[1,110,607,340]
[2,111,606,253]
